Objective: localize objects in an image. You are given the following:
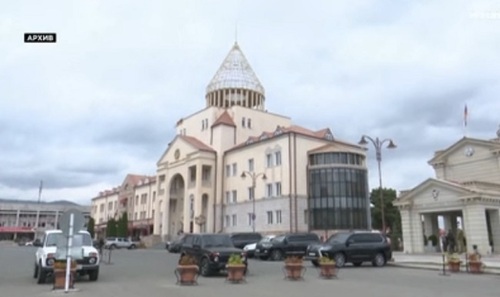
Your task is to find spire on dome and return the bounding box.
[205,42,266,110]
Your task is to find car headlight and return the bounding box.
[88,257,97,264]
[261,243,272,248]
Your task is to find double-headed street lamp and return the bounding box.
[241,171,267,233]
[358,135,397,234]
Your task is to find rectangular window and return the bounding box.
[275,182,282,196]
[242,117,246,127]
[276,210,282,224]
[226,165,231,177]
[248,118,252,128]
[225,191,230,204]
[275,151,282,166]
[266,153,273,167]
[266,184,273,197]
[248,213,253,226]
[225,215,230,227]
[232,214,237,226]
[304,210,309,225]
[267,211,273,224]
[232,190,237,203]
[248,158,254,171]
[248,187,254,200]
[232,163,237,176]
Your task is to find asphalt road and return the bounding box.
[0,246,499,297]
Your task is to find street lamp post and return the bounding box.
[358,135,397,234]
[241,171,267,233]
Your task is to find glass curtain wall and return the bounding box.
[308,152,369,230]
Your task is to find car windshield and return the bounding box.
[45,232,93,247]
[271,235,285,243]
[260,235,276,243]
[203,235,234,247]
[327,233,351,244]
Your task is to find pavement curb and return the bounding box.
[388,262,500,275]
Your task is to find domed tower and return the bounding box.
[205,42,265,110]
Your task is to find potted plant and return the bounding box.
[318,256,336,279]
[53,260,77,290]
[226,254,246,283]
[176,254,199,285]
[284,256,305,280]
[468,252,484,274]
[446,253,461,272]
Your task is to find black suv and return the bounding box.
[255,232,320,261]
[180,233,248,276]
[304,231,392,268]
[230,232,262,249]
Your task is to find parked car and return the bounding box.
[244,235,275,258]
[304,231,392,268]
[33,230,100,284]
[230,232,262,249]
[180,233,247,276]
[255,232,320,261]
[104,237,138,249]
[167,235,186,253]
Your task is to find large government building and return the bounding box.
[91,42,371,242]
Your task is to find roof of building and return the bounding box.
[212,110,236,128]
[206,42,265,95]
[0,198,81,206]
[179,135,216,152]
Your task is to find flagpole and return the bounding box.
[463,104,468,137]
[38,180,43,204]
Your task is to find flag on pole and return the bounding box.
[464,104,468,127]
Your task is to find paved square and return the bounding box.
[1,246,498,297]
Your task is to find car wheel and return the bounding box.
[311,260,320,267]
[36,264,46,284]
[353,262,363,267]
[333,253,346,268]
[200,258,211,276]
[129,244,136,249]
[270,250,283,261]
[372,253,386,267]
[110,244,116,250]
[88,268,99,281]
[33,264,38,278]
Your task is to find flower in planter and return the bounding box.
[318,256,335,265]
[227,254,244,265]
[178,254,197,266]
[284,256,303,264]
[446,253,461,263]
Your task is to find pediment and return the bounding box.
[157,135,214,166]
[394,178,472,206]
[428,137,500,165]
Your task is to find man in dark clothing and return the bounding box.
[446,229,456,253]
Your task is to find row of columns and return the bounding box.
[206,89,265,110]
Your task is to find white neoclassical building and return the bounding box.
[394,131,500,255]
[152,42,372,240]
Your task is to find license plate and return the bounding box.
[76,265,82,270]
[309,253,315,256]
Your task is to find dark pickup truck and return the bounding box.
[304,231,392,267]
[180,233,247,276]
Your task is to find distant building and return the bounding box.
[394,129,500,255]
[0,198,91,241]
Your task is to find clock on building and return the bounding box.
[464,146,475,157]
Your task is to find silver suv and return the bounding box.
[104,237,137,249]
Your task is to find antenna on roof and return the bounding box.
[234,21,238,44]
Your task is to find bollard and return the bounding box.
[108,248,112,264]
[439,253,449,276]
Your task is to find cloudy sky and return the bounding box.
[1,0,499,206]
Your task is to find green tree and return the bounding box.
[87,217,95,238]
[117,212,129,238]
[370,187,401,235]
[106,218,117,237]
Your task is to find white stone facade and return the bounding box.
[394,137,500,255]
